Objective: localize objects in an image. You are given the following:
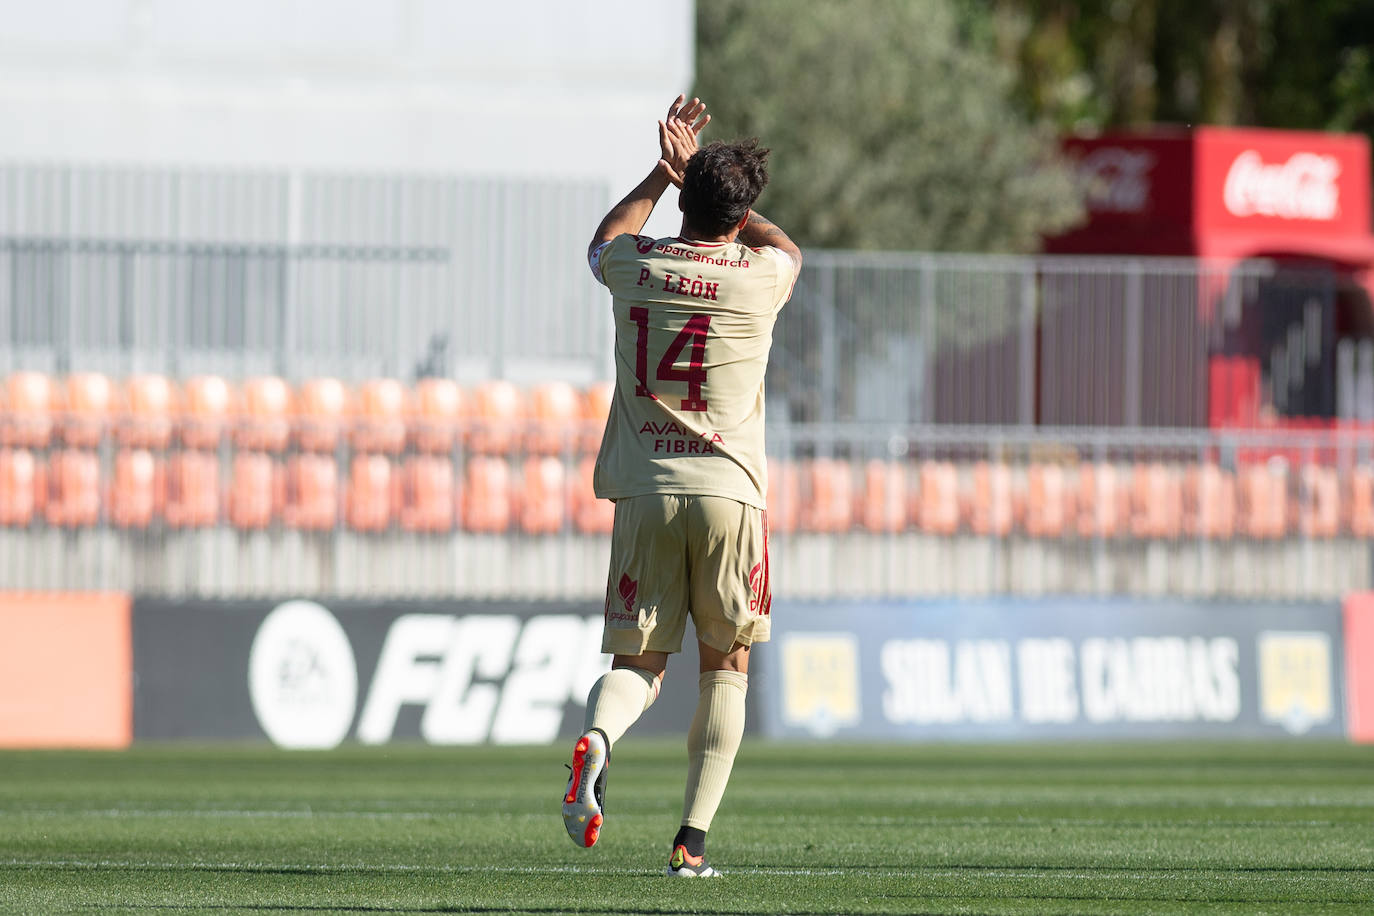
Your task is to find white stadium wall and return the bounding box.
[0,0,695,238]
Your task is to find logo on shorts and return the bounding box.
[605,573,640,626]
[748,562,766,613]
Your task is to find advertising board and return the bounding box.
[756,598,1346,741]
[5,592,1363,747]
[132,597,718,747]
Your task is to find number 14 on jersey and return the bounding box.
[630,306,711,412]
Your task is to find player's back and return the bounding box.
[592,233,796,509]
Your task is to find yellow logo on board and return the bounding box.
[1257,631,1333,735]
[780,633,862,737]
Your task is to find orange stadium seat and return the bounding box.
[2,371,57,448]
[526,381,582,455]
[969,461,1016,537]
[766,458,801,534]
[297,378,350,453]
[62,372,116,449]
[284,453,339,531]
[1298,464,1339,538]
[800,458,854,533]
[181,375,233,450]
[1129,462,1183,539]
[916,461,960,535]
[410,377,465,454]
[1350,466,1374,537]
[400,454,456,533]
[346,454,395,532]
[1025,463,1068,537]
[1075,463,1126,538]
[45,448,101,527]
[462,456,513,533]
[519,456,567,535]
[571,455,614,535]
[1183,464,1236,538]
[860,459,907,533]
[580,381,615,454]
[236,377,292,452]
[110,448,160,529]
[120,374,176,450]
[0,448,38,527]
[468,380,523,455]
[165,449,220,528]
[229,452,278,530]
[353,379,408,455]
[1238,463,1290,539]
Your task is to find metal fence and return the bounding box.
[0,164,612,383]
[5,166,1367,428]
[774,253,1365,428]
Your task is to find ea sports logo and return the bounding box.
[249,600,358,749]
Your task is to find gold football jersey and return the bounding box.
[590,233,797,508]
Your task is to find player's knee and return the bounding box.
[698,639,750,674]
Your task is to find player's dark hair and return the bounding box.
[681,139,770,237]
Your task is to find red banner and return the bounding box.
[1344,593,1374,743]
[1052,127,1374,267]
[1195,128,1369,240]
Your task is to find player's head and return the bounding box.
[680,139,770,238]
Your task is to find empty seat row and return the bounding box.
[0,372,614,455]
[0,449,614,535]
[766,459,1371,540]
[2,447,1369,539]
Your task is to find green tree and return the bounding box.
[693,0,1083,253]
[1254,0,1374,136]
[994,0,1374,138]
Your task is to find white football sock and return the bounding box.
[583,666,661,746]
[681,669,748,831]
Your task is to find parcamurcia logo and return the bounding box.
[248,600,359,749]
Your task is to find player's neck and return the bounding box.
[677,222,738,245]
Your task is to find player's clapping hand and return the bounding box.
[667,94,710,135]
[658,95,709,188]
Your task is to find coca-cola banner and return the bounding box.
[1052,127,1373,260]
[1198,128,1369,236]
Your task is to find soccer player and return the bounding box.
[561,95,802,877]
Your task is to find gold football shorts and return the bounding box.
[601,493,772,656]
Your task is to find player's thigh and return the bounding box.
[602,494,691,655]
[685,496,771,653]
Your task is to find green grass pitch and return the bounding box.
[1,741,1371,915]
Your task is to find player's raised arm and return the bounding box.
[587,96,710,264]
[737,208,803,270]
